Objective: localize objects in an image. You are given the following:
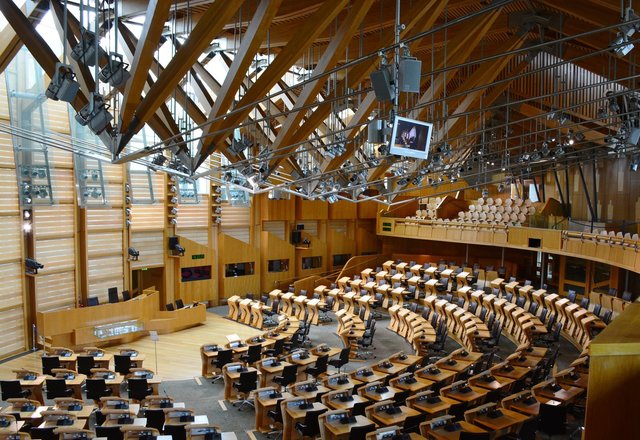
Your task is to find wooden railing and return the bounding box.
[378,217,640,274]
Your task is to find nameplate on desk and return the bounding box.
[88,351,104,357]
[56,418,74,426]
[0,418,11,427]
[59,351,73,357]
[230,366,247,373]
[133,371,153,379]
[62,433,89,440]
[203,345,218,352]
[98,372,116,380]
[229,342,245,348]
[167,411,193,419]
[22,373,37,381]
[108,401,129,409]
[20,403,36,412]
[67,404,83,411]
[121,350,138,357]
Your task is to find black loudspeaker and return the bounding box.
[291,231,302,245]
[296,224,304,230]
[370,66,394,102]
[529,238,541,248]
[169,236,180,250]
[399,57,422,93]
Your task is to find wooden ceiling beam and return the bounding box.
[119,0,173,134]
[0,0,48,75]
[194,0,350,169]
[195,0,284,162]
[118,0,245,153]
[264,0,377,173]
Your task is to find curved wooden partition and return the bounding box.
[36,288,206,348]
[378,217,640,274]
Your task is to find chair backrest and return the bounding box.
[622,291,632,302]
[76,355,96,375]
[270,338,285,356]
[237,371,258,392]
[163,425,186,440]
[108,287,119,304]
[314,355,329,373]
[45,378,69,398]
[1,380,24,400]
[86,378,110,400]
[122,290,131,301]
[114,355,132,375]
[144,408,165,432]
[96,425,124,440]
[348,424,376,439]
[301,409,326,436]
[42,355,61,375]
[402,412,428,434]
[539,403,567,435]
[128,378,151,401]
[175,299,185,309]
[166,303,175,311]
[215,349,234,367]
[281,365,298,385]
[31,427,57,440]
[246,344,262,362]
[459,432,491,440]
[86,296,99,306]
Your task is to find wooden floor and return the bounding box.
[0,312,262,381]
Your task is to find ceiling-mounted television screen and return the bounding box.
[388,116,433,160]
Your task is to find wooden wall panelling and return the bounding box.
[357,200,381,219]
[175,235,216,304]
[296,237,327,277]
[0,73,10,120]
[355,220,381,255]
[260,231,295,292]
[296,198,328,220]
[219,234,260,299]
[130,230,164,268]
[259,194,295,221]
[131,203,164,231]
[328,200,356,219]
[34,271,76,312]
[327,228,356,270]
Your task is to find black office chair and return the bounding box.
[348,424,376,439]
[351,400,369,417]
[240,344,262,366]
[267,397,285,439]
[128,378,153,402]
[114,355,133,376]
[86,296,100,307]
[500,415,539,440]
[295,409,326,438]
[41,355,61,375]
[94,409,106,426]
[273,365,298,391]
[534,322,563,348]
[232,370,258,411]
[108,288,119,304]
[579,297,590,309]
[318,296,334,322]
[85,378,112,401]
[393,389,411,406]
[0,380,31,400]
[76,355,97,376]
[30,427,57,440]
[402,412,428,434]
[166,303,175,311]
[163,424,187,440]
[328,347,350,372]
[264,338,286,358]
[304,355,328,379]
[96,426,124,440]
[144,408,166,432]
[211,349,234,383]
[175,299,185,309]
[356,320,376,360]
[122,290,131,301]
[45,378,73,399]
[538,403,569,437]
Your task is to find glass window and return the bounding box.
[332,254,351,267]
[301,257,322,270]
[564,257,586,282]
[268,259,289,273]
[224,262,255,277]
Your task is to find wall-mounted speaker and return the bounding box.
[291,231,302,245]
[399,57,422,93]
[370,66,394,102]
[169,236,180,250]
[296,224,304,230]
[528,238,541,248]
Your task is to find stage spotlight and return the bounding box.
[75,93,112,135]
[45,63,80,103]
[128,247,140,261]
[173,244,185,256]
[99,53,131,89]
[25,258,44,275]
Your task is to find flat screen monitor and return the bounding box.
[388,116,433,160]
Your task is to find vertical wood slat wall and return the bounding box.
[0,130,26,357]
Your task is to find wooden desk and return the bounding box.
[391,376,433,393]
[258,359,291,387]
[415,367,457,385]
[39,419,87,430]
[325,394,369,412]
[222,366,259,400]
[370,405,420,427]
[436,358,474,374]
[311,346,341,359]
[441,386,488,405]
[283,401,327,440]
[451,350,484,363]
[507,354,543,369]
[408,394,458,417]
[164,414,208,427]
[1,403,41,420]
[0,420,25,434]
[253,388,292,433]
[38,404,96,419]
[491,364,531,381]
[554,370,589,389]
[87,353,114,370]
[472,408,528,434]
[19,375,46,404]
[373,361,407,377]
[427,421,487,440]
[324,414,374,440]
[291,382,330,400]
[470,375,514,392]
[535,384,584,405]
[360,385,400,402]
[324,375,362,391]
[288,353,318,367]
[351,370,388,384]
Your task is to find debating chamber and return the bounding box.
[0,0,639,439]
